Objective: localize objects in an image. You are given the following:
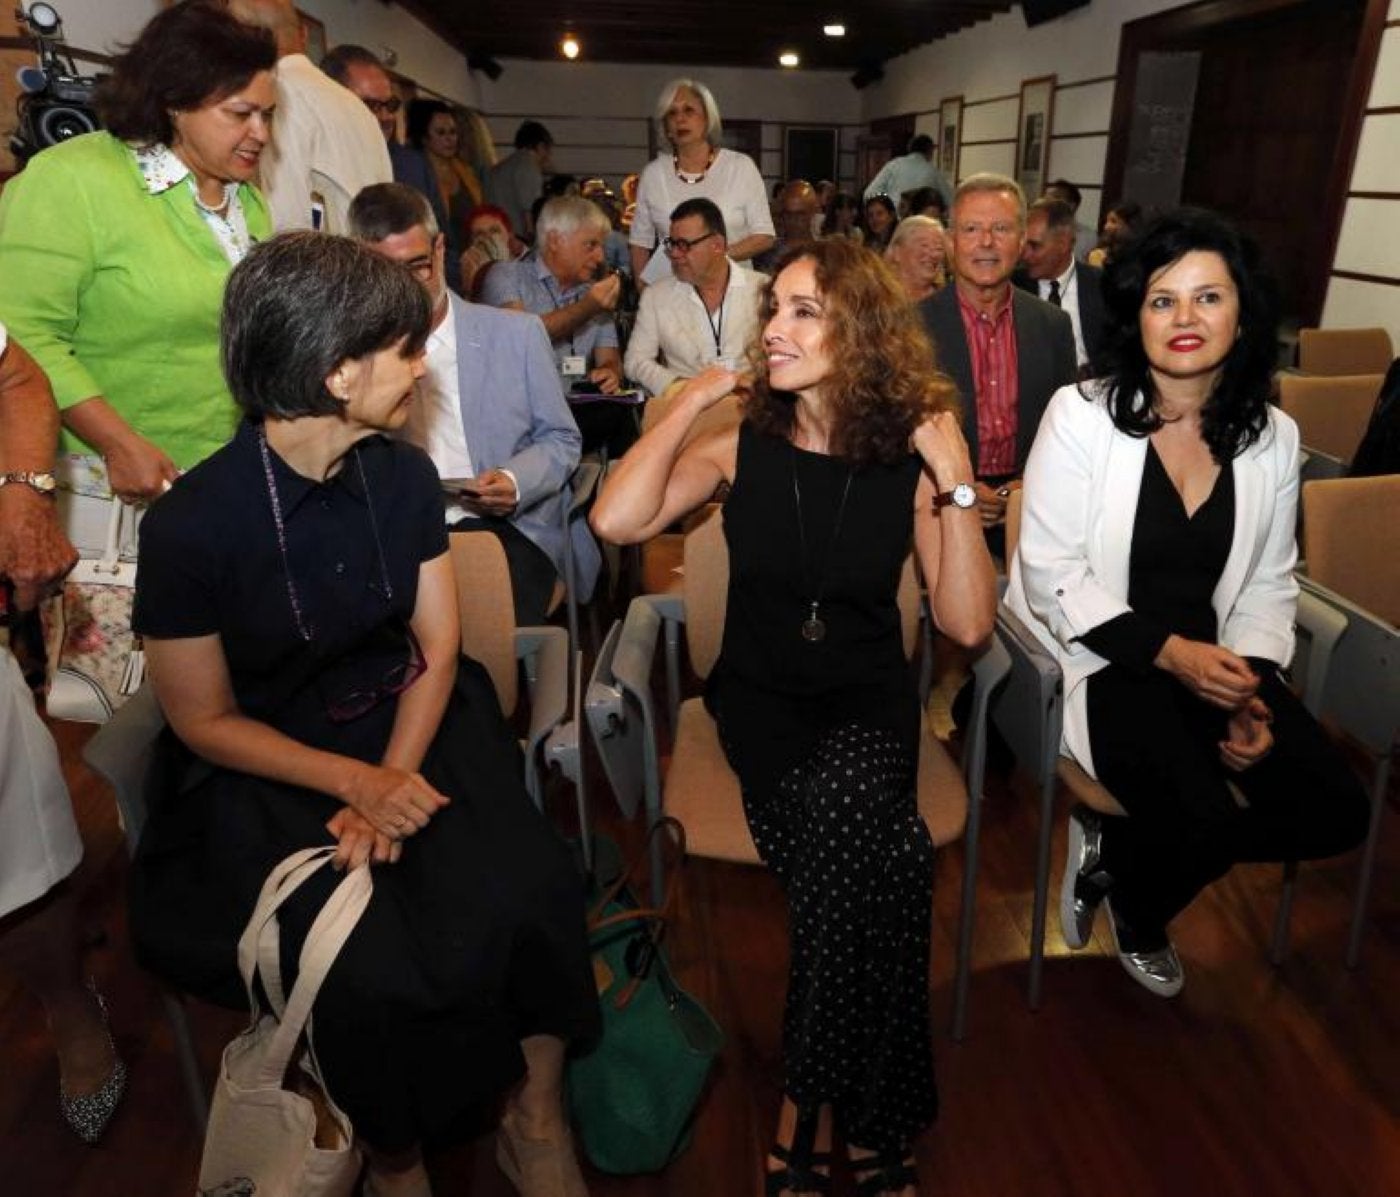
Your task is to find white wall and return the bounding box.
[476,59,863,191]
[860,0,1187,236]
[1321,0,1400,344]
[48,0,476,103]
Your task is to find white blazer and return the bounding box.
[1003,383,1301,778]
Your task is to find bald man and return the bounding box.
[228,0,390,233]
[755,179,819,271]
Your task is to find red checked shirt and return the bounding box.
[957,287,1020,477]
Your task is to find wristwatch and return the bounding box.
[0,471,58,496]
[932,482,977,510]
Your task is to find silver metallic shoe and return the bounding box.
[1060,804,1108,949]
[1104,897,1185,998]
[58,983,127,1144]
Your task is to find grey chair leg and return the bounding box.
[1346,754,1392,969]
[1270,860,1300,965]
[1027,772,1056,1010]
[162,989,208,1132]
[664,619,682,733]
[951,780,982,1042]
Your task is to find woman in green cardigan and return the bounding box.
[0,0,277,506]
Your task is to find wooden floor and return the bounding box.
[4,692,1398,1196]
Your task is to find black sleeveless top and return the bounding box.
[716,421,922,696]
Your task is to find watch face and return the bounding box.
[951,482,976,509]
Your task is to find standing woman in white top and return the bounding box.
[629,79,775,286]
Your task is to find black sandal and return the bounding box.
[851,1147,918,1195]
[765,1105,832,1196]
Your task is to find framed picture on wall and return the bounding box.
[297,9,327,65]
[1015,75,1056,200]
[938,96,963,181]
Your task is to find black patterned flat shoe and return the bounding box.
[58,983,127,1144]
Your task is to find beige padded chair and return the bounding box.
[588,506,1011,1039]
[1297,327,1393,377]
[1278,373,1383,470]
[1299,476,1400,966]
[449,530,571,810]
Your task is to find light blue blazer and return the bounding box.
[448,294,601,598]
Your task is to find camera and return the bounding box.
[10,3,103,164]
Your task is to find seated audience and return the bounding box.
[919,173,1076,552]
[591,237,995,1197]
[813,178,836,237]
[0,328,121,1145]
[885,215,947,302]
[320,43,422,196]
[1004,210,1369,996]
[486,121,554,244]
[459,203,524,300]
[0,0,276,514]
[863,134,953,213]
[227,0,389,235]
[1087,199,1145,268]
[1016,196,1106,370]
[129,233,598,1196]
[755,180,820,273]
[482,196,634,457]
[350,183,599,624]
[822,192,864,242]
[624,198,766,396]
[1043,177,1095,261]
[630,79,774,285]
[406,98,484,290]
[864,194,898,253]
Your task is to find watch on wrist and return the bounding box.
[0,471,58,496]
[932,482,976,510]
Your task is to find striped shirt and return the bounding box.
[957,287,1020,477]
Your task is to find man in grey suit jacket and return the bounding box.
[350,183,599,624]
[1014,196,1107,371]
[919,173,1077,549]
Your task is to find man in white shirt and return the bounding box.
[863,134,953,213]
[1016,196,1106,371]
[349,183,597,624]
[228,0,390,234]
[624,198,765,396]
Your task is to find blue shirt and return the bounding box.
[480,252,618,368]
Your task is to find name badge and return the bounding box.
[713,354,740,372]
[560,355,587,378]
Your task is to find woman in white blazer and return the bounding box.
[1004,210,1367,996]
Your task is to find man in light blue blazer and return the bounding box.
[350,183,600,624]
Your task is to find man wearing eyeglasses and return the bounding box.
[624,198,765,397]
[349,184,597,625]
[228,6,390,235]
[918,172,1076,548]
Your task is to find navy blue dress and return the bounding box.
[129,420,598,1151]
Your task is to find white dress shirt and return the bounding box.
[258,54,392,234]
[624,260,766,396]
[1039,260,1088,367]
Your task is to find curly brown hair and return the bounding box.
[743,239,959,468]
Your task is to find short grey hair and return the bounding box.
[654,78,723,148]
[952,172,1027,227]
[348,182,439,242]
[536,196,611,244]
[886,215,944,255]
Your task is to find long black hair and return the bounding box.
[1090,208,1279,463]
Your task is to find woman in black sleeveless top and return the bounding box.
[592,239,996,1197]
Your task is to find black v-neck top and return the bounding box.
[1079,441,1235,672]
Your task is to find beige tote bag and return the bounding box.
[197,846,370,1197]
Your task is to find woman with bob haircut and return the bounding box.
[629,77,774,285]
[592,238,997,1197]
[129,234,599,1197]
[863,194,898,253]
[0,0,276,509]
[1005,209,1368,998]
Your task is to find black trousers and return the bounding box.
[450,516,558,626]
[1085,665,1369,939]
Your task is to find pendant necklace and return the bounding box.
[791,441,854,643]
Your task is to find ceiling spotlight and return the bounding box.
[823,23,846,37]
[779,51,800,67]
[561,34,580,59]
